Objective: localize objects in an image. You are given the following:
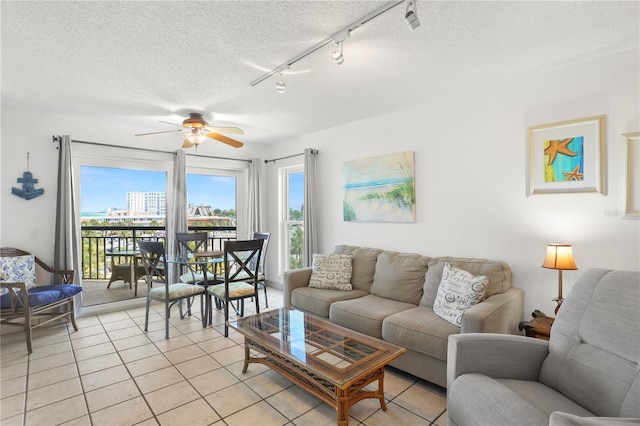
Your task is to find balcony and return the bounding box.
[81,225,236,306]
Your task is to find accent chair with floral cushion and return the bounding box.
[0,247,81,354]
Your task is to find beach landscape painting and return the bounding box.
[343,151,416,222]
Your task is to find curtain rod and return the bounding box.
[264,149,317,164]
[58,138,252,163]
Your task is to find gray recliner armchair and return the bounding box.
[447,268,640,426]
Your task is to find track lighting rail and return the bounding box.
[250,0,405,88]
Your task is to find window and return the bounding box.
[73,145,247,313]
[186,171,238,251]
[79,164,169,307]
[280,165,304,274]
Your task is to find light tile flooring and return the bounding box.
[0,289,447,425]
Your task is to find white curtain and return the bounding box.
[54,135,80,284]
[303,148,319,267]
[245,158,263,239]
[167,150,187,282]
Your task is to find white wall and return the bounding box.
[2,48,638,320]
[265,48,640,318]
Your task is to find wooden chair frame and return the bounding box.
[0,247,77,354]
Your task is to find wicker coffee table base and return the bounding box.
[242,338,388,426]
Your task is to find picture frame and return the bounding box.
[622,132,640,219]
[342,151,416,223]
[527,115,606,196]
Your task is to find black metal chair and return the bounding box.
[175,232,209,285]
[252,232,271,307]
[207,239,263,337]
[138,240,206,339]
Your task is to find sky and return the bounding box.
[81,166,304,213]
[81,166,237,212]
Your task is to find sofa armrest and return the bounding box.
[283,267,313,307]
[461,287,524,334]
[447,333,549,389]
[550,411,640,426]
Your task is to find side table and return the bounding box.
[518,314,554,340]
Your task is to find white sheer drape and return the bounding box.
[54,135,80,284]
[303,148,318,267]
[245,158,263,238]
[167,150,187,283]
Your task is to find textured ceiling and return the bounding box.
[2,1,638,145]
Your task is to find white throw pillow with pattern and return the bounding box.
[308,254,353,291]
[433,262,489,327]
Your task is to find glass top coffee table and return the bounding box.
[230,307,407,425]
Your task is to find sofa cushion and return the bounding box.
[291,287,368,318]
[448,374,595,426]
[421,257,511,308]
[548,412,640,426]
[329,294,416,338]
[332,245,383,292]
[308,254,353,290]
[382,306,459,361]
[0,284,82,309]
[433,262,489,327]
[370,252,429,304]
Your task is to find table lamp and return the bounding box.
[542,243,578,314]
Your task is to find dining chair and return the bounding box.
[138,240,206,339]
[207,239,263,337]
[175,232,209,285]
[252,232,271,307]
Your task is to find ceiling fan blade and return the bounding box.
[135,129,183,136]
[206,132,244,148]
[204,126,244,135]
[181,135,194,148]
[159,120,183,127]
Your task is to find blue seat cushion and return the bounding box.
[0,284,82,309]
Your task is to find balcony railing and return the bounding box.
[81,225,236,280]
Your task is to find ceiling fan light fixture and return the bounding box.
[185,129,207,146]
[183,113,208,128]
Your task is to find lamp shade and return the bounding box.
[541,244,578,270]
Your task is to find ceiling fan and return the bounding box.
[135,113,244,148]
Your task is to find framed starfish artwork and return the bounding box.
[622,132,640,219]
[527,115,605,196]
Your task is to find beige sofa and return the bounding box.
[283,245,524,388]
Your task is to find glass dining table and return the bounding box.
[166,251,224,327]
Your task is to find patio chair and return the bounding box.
[0,247,81,354]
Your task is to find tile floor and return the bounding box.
[0,289,447,425]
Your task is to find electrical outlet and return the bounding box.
[28,229,38,239]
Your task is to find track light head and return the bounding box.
[275,67,287,93]
[332,41,344,65]
[405,0,420,31]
